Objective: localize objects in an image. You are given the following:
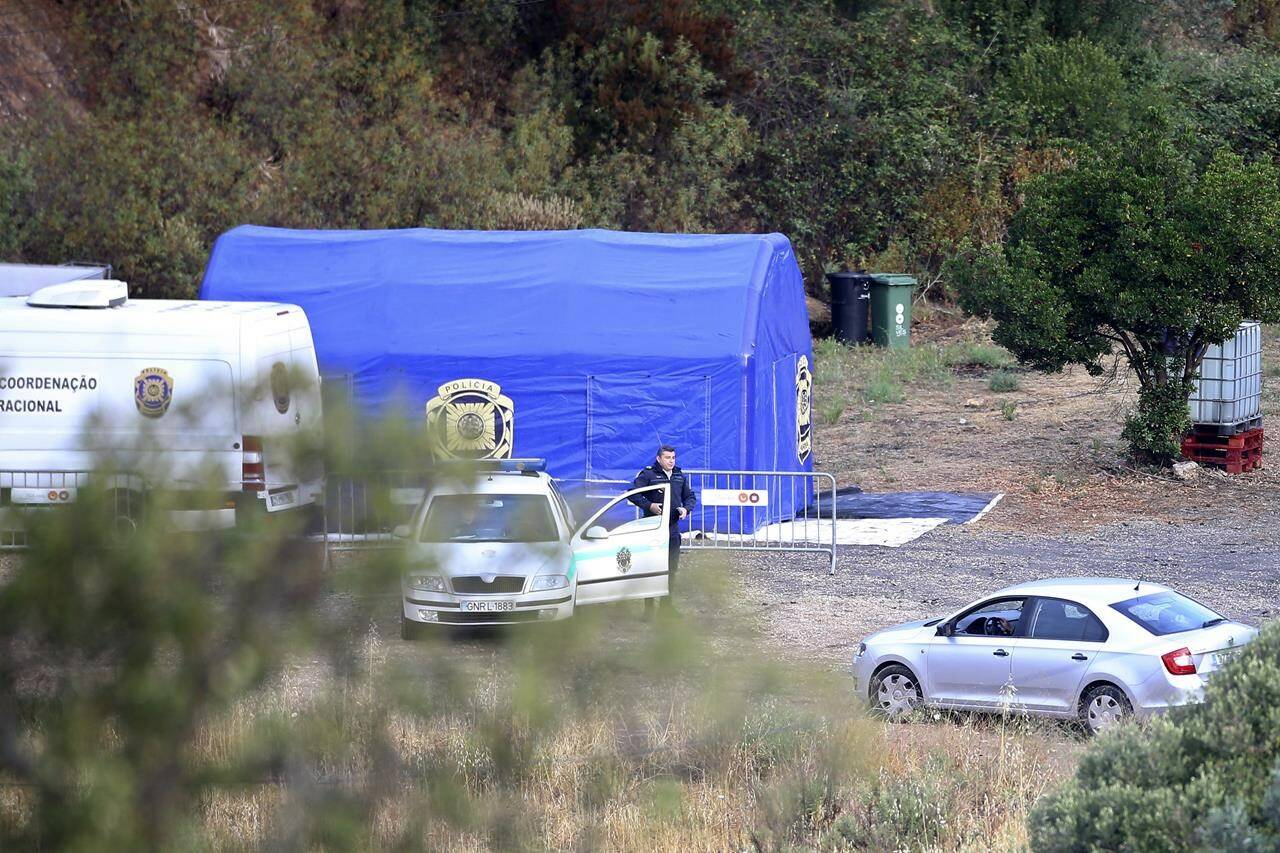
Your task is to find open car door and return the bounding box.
[571,484,670,606]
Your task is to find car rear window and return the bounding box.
[421,494,558,543]
[1110,591,1224,636]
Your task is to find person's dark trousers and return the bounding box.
[664,530,681,608]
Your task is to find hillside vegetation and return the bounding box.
[2,0,1280,298]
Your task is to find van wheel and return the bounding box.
[869,664,923,720]
[1080,684,1132,735]
[107,489,144,543]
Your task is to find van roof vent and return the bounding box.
[27,280,128,309]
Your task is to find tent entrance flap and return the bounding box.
[586,375,711,481]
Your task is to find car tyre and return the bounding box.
[400,616,424,641]
[869,664,923,721]
[1080,684,1132,735]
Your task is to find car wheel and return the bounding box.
[400,616,423,641]
[1080,684,1132,735]
[870,664,923,720]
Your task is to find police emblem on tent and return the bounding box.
[424,378,515,460]
[134,367,174,419]
[795,355,812,463]
[616,546,632,574]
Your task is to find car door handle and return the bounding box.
[993,649,1009,657]
[1072,653,1088,661]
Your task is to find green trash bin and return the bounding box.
[870,273,916,348]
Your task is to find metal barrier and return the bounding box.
[552,470,838,574]
[322,471,429,550]
[1,471,143,550]
[681,469,838,575]
[2,468,838,575]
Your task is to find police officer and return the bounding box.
[630,445,697,614]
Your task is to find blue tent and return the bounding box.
[200,226,814,519]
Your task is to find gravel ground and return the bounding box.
[721,513,1280,668]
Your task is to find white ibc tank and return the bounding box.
[1189,322,1262,427]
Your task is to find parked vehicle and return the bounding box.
[0,280,324,534]
[395,459,669,635]
[852,578,1258,734]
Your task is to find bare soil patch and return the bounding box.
[812,319,1280,534]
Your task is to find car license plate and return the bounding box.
[1214,650,1240,668]
[461,600,516,613]
[268,489,297,508]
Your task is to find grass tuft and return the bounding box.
[989,370,1022,393]
[944,342,1015,369]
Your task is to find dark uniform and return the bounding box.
[630,463,697,602]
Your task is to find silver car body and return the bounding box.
[852,578,1258,722]
[399,467,671,627]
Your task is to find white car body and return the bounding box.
[852,578,1258,730]
[0,281,324,530]
[398,463,671,629]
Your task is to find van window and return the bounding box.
[421,494,558,544]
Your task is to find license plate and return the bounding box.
[1214,650,1240,668]
[460,600,516,613]
[268,490,297,508]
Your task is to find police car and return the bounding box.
[395,459,671,636]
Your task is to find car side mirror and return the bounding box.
[392,524,411,539]
[584,525,609,541]
[936,622,953,637]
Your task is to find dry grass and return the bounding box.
[74,628,1077,852]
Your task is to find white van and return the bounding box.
[0,280,323,532]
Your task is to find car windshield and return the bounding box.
[420,494,558,543]
[1110,590,1224,636]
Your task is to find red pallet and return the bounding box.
[1181,427,1264,473]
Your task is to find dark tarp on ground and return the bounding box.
[804,487,1000,525]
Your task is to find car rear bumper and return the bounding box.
[402,592,574,626]
[1129,671,1209,718]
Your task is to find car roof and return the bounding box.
[426,471,555,497]
[989,577,1172,605]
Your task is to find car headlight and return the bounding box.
[408,574,446,593]
[529,574,569,592]
[853,642,867,659]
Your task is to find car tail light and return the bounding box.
[242,435,265,492]
[1162,647,1197,676]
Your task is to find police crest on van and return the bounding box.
[134,367,174,418]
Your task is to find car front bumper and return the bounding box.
[402,590,575,626]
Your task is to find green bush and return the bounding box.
[1030,621,1280,849]
[989,370,1022,393]
[864,377,905,404]
[944,342,1015,369]
[1121,380,1194,464]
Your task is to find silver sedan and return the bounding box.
[852,578,1258,734]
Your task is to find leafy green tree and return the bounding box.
[999,38,1140,146]
[1171,49,1280,165]
[733,3,987,282]
[952,131,1280,462]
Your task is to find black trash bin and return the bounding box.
[825,271,873,344]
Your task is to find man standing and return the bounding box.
[630,445,697,614]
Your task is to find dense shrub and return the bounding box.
[952,134,1280,462]
[1030,621,1280,849]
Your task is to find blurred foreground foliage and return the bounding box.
[0,399,1075,849]
[3,0,1280,297]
